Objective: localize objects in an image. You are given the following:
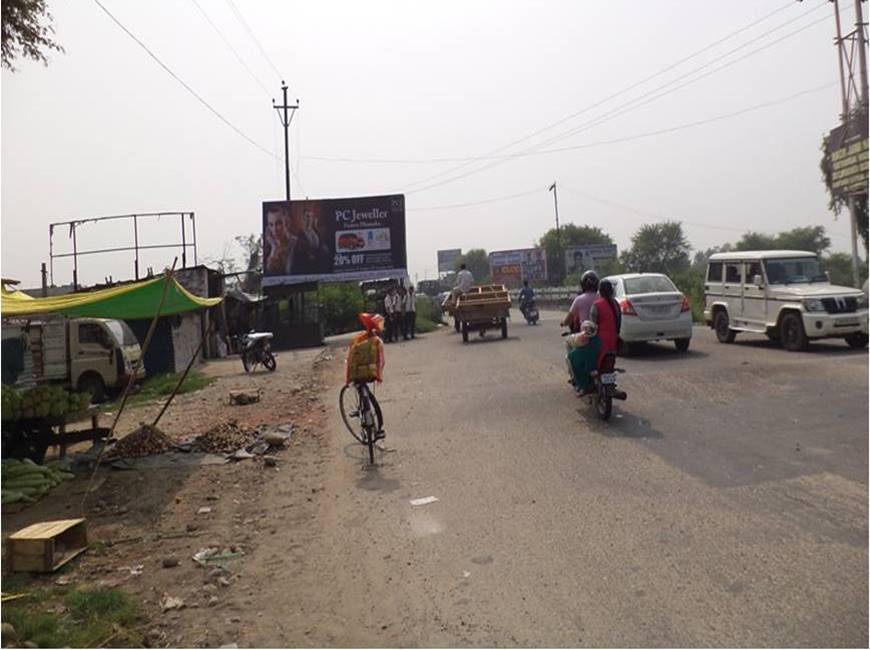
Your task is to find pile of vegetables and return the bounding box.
[1,385,91,422]
[1,458,75,504]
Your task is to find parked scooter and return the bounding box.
[520,299,539,325]
[235,331,277,373]
[563,331,627,420]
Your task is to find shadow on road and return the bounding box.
[576,407,665,439]
[730,337,868,356]
[621,342,709,361]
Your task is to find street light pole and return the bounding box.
[549,181,561,283]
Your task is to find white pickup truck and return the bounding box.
[703,250,869,351]
[1,317,144,401]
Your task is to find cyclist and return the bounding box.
[345,312,386,439]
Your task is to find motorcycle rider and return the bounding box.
[561,270,599,333]
[589,279,622,365]
[518,280,535,318]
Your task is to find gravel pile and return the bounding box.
[106,424,174,459]
[192,421,258,454]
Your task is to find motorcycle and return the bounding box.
[235,331,277,373]
[520,298,539,325]
[563,331,627,420]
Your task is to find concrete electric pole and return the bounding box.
[549,181,561,283]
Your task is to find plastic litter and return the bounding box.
[410,496,438,506]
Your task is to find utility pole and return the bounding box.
[549,181,562,283]
[273,81,299,203]
[832,0,868,287]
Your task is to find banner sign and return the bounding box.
[489,248,547,288]
[437,248,462,273]
[262,194,406,286]
[564,244,618,275]
[824,116,869,200]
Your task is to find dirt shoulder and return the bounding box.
[2,347,337,648]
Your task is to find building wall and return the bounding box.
[170,312,203,373]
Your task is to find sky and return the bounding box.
[1,0,863,289]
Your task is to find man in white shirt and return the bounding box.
[455,263,474,293]
[384,287,400,343]
[403,285,417,339]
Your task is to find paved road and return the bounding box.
[297,311,868,647]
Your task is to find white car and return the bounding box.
[603,273,694,352]
[703,250,868,350]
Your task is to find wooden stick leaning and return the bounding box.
[79,260,177,514]
[151,318,214,429]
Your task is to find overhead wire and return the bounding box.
[408,188,545,211]
[189,0,272,98]
[92,0,277,160]
[401,0,830,194]
[225,0,284,82]
[302,82,836,164]
[404,5,835,195]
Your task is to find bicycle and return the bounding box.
[339,381,384,464]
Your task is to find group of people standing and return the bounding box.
[383,284,417,343]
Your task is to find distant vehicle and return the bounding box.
[234,331,276,372]
[704,250,869,351]
[603,273,693,352]
[520,298,539,325]
[1,317,144,402]
[338,234,366,250]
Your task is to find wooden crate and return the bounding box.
[7,519,88,573]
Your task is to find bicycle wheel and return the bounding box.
[339,384,366,444]
[365,385,384,433]
[365,421,376,464]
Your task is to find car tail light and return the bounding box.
[680,295,690,312]
[620,299,637,316]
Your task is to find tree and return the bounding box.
[775,225,830,254]
[823,252,869,287]
[820,129,869,250]
[454,248,490,283]
[2,0,63,71]
[692,245,731,273]
[733,231,777,251]
[537,224,612,284]
[620,221,690,275]
[235,234,262,293]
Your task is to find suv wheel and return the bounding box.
[674,338,691,352]
[845,332,869,349]
[780,312,809,351]
[77,373,106,403]
[714,311,736,343]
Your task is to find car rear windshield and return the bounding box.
[105,320,139,347]
[623,276,677,294]
[764,257,826,284]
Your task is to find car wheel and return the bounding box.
[77,373,106,403]
[674,338,691,352]
[780,312,809,351]
[461,321,469,343]
[845,332,868,349]
[714,311,736,343]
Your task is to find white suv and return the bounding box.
[703,250,869,351]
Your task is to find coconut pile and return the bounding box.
[105,424,174,459]
[191,420,258,454]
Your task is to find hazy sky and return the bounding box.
[1,0,861,288]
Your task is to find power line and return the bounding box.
[190,0,272,98]
[404,5,834,195]
[408,188,544,211]
[225,0,283,82]
[302,82,836,164]
[92,0,277,160]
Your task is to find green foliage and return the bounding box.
[820,128,869,249]
[564,257,624,288]
[2,586,143,647]
[670,268,706,323]
[319,282,367,336]
[102,370,215,409]
[538,224,613,284]
[822,252,869,287]
[453,248,491,283]
[733,225,830,254]
[1,0,63,71]
[621,221,690,276]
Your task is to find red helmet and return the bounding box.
[358,312,384,333]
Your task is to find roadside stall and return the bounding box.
[1,276,221,464]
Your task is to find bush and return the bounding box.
[670,268,705,323]
[319,283,367,336]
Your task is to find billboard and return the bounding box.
[565,244,618,276]
[823,117,869,200]
[262,194,406,286]
[437,248,462,273]
[489,248,548,288]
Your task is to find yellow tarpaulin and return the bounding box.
[1,276,221,319]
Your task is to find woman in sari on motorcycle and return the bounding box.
[589,279,622,366]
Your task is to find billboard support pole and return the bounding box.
[273,82,299,203]
[549,181,561,284]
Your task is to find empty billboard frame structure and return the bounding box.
[49,212,197,289]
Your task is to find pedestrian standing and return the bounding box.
[398,285,408,340]
[404,285,417,339]
[384,288,399,343]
